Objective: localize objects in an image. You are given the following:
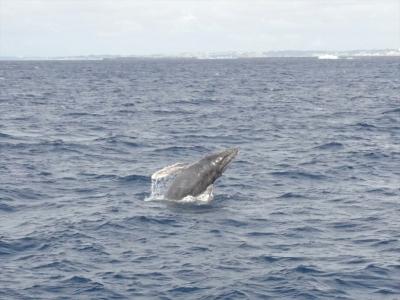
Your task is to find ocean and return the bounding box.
[0,57,399,299]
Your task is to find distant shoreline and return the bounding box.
[1,56,399,62]
[1,49,399,61]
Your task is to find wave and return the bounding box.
[382,108,400,114]
[94,135,139,147]
[278,192,306,199]
[0,203,15,212]
[95,221,127,231]
[168,286,204,294]
[76,172,149,184]
[314,142,344,150]
[152,109,195,115]
[31,260,79,272]
[62,112,104,117]
[116,109,136,114]
[354,122,377,129]
[124,215,177,225]
[0,140,90,155]
[270,171,327,180]
[118,174,149,183]
[0,187,48,201]
[247,231,277,237]
[293,265,324,274]
[0,132,16,139]
[0,237,41,256]
[363,152,390,159]
[154,145,209,153]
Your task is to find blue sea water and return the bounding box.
[0,57,399,299]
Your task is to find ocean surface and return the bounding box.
[0,57,399,299]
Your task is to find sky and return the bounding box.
[0,0,399,57]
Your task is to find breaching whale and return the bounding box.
[164,148,239,201]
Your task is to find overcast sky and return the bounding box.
[0,0,399,57]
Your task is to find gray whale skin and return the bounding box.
[165,148,239,200]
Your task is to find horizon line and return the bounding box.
[1,48,400,59]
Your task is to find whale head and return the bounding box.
[207,147,239,175]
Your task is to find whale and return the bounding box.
[164,148,239,200]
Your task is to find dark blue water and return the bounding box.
[0,58,399,299]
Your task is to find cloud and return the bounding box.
[0,0,399,56]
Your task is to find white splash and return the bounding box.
[146,163,214,205]
[179,184,214,204]
[147,163,187,200]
